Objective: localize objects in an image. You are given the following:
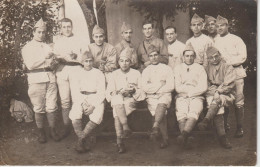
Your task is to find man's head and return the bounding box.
[205,15,217,34]
[190,13,204,35]
[147,45,160,65]
[121,22,133,43]
[118,48,132,72]
[207,46,221,65]
[33,18,47,42]
[92,25,105,46]
[165,26,177,44]
[183,43,196,65]
[142,20,154,39]
[59,18,73,37]
[216,15,229,36]
[82,51,94,71]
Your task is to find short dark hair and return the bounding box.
[183,50,196,57]
[59,18,73,26]
[142,20,154,28]
[164,26,177,33]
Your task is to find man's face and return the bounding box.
[190,22,203,34]
[183,50,196,65]
[207,21,217,34]
[83,59,94,71]
[33,28,46,42]
[142,24,154,38]
[208,52,221,65]
[118,57,131,72]
[93,33,104,46]
[148,51,160,65]
[216,23,228,36]
[61,21,73,37]
[165,28,177,43]
[122,29,133,42]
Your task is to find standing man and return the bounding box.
[142,45,174,149]
[186,13,213,68]
[174,43,208,149]
[165,26,185,71]
[68,51,106,153]
[106,48,145,153]
[197,46,236,149]
[22,18,61,143]
[214,15,247,138]
[205,15,218,41]
[137,20,168,71]
[53,18,87,139]
[115,22,138,69]
[88,25,117,82]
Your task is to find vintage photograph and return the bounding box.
[0,0,257,165]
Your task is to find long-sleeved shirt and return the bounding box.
[142,63,174,96]
[186,34,213,68]
[174,63,208,98]
[137,36,168,69]
[115,40,138,69]
[106,68,145,102]
[167,40,185,71]
[88,42,117,72]
[214,33,247,79]
[22,40,55,84]
[78,68,106,107]
[206,60,236,96]
[53,34,88,63]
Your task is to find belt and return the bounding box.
[61,61,83,67]
[25,67,52,73]
[80,91,97,95]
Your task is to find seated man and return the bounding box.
[68,51,106,153]
[198,46,236,149]
[106,48,145,153]
[142,45,174,148]
[174,43,208,149]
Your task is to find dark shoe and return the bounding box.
[75,139,86,153]
[224,123,230,133]
[83,138,91,151]
[234,128,244,138]
[197,118,209,131]
[117,143,126,154]
[160,140,169,149]
[50,127,62,142]
[122,129,132,138]
[62,125,71,139]
[38,128,47,144]
[185,136,194,149]
[219,135,232,149]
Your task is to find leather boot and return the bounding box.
[219,135,232,149]
[117,143,126,154]
[177,131,189,146]
[160,139,169,149]
[75,138,86,153]
[50,127,62,142]
[234,106,244,138]
[38,128,47,144]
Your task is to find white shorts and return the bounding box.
[146,93,172,116]
[176,97,204,121]
[111,95,137,118]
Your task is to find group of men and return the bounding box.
[22,13,247,154]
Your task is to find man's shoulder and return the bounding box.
[130,68,141,75]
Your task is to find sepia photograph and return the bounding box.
[0,0,257,165]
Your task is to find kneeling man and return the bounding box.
[107,48,145,153]
[174,43,207,149]
[69,51,106,153]
[142,45,174,148]
[198,46,236,149]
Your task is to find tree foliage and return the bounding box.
[0,0,59,107]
